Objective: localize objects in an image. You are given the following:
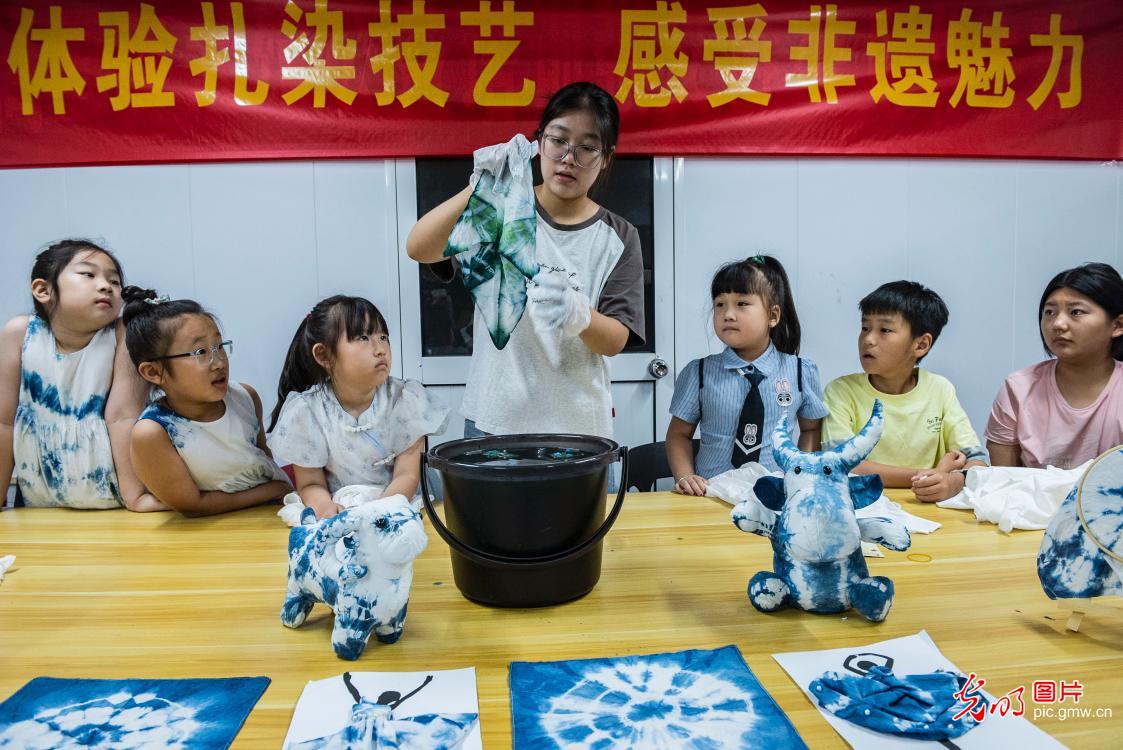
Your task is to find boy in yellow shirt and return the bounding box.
[823,281,988,502]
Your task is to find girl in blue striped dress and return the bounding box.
[666,255,829,495]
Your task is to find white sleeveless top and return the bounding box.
[13,315,121,508]
[138,382,287,492]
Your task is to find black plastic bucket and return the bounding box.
[420,433,628,607]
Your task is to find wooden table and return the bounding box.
[1,491,1120,748]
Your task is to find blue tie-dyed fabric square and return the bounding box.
[0,676,269,749]
[509,645,806,749]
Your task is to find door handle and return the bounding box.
[648,358,669,379]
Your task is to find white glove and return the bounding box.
[469,134,538,188]
[528,269,592,337]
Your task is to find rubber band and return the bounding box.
[907,553,933,563]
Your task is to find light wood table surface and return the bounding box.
[1,491,1120,748]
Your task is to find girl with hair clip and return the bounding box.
[986,262,1123,469]
[666,255,829,496]
[123,287,291,516]
[405,82,645,465]
[0,239,161,511]
[268,296,449,521]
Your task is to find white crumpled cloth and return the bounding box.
[937,462,1092,533]
[705,463,942,544]
[278,485,421,527]
[0,555,14,584]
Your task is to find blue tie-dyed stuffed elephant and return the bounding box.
[732,400,911,622]
[282,495,428,660]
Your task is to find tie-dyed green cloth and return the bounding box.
[445,134,539,350]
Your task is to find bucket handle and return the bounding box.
[420,446,629,570]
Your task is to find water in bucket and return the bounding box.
[456,446,598,467]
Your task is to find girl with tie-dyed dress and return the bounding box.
[0,240,161,510]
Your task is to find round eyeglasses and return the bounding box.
[540,134,604,169]
[153,340,233,366]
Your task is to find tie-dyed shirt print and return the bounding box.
[444,134,539,350]
[12,315,121,508]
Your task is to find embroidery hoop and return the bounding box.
[1075,445,1123,564]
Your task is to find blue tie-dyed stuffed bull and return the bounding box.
[732,400,911,622]
[282,495,428,660]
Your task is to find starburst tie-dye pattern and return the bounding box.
[0,677,268,749]
[510,646,805,749]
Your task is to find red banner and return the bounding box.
[2,0,1121,167]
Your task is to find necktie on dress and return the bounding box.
[732,367,766,468]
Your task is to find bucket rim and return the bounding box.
[427,433,620,477]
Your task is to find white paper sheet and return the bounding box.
[773,631,1065,749]
[282,667,482,749]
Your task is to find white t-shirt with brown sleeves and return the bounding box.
[454,200,645,439]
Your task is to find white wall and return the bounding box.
[2,157,1120,442]
[0,161,401,426]
[673,157,1123,437]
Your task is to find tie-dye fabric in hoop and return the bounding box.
[0,676,269,749]
[1037,445,1123,600]
[809,666,985,741]
[445,134,539,350]
[509,645,807,749]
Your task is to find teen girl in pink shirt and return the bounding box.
[986,263,1123,469]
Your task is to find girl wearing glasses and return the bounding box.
[123,287,291,516]
[0,240,160,510]
[406,82,645,449]
[267,296,449,521]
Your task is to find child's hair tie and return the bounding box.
[144,294,170,306]
[750,254,765,265]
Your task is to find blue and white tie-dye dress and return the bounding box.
[138,382,288,493]
[268,378,449,494]
[13,315,121,508]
